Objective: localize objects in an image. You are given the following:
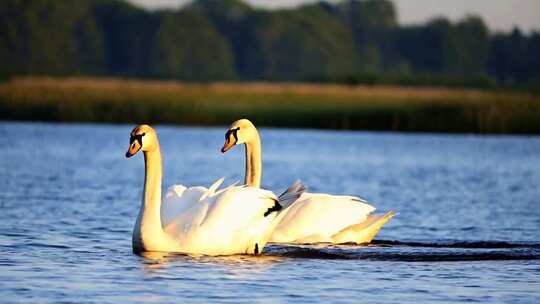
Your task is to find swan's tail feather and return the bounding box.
[277,180,306,210]
[332,210,396,244]
[262,181,305,217]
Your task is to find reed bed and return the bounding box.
[1,77,539,133]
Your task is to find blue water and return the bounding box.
[0,122,539,303]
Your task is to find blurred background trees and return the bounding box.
[1,0,539,88]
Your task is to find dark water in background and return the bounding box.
[0,122,539,303]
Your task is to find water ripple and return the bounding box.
[1,122,540,303]
[265,244,540,262]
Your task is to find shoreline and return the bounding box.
[1,77,539,134]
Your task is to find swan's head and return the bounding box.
[221,118,256,153]
[125,124,158,158]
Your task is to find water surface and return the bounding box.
[1,122,539,303]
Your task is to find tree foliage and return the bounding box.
[1,0,538,87]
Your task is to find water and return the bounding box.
[1,122,539,303]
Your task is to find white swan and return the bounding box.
[125,124,304,255]
[221,119,395,244]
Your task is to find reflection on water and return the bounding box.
[1,122,539,303]
[138,251,285,271]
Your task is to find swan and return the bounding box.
[221,119,395,244]
[125,124,305,255]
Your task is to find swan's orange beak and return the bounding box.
[126,140,142,158]
[221,139,234,153]
[221,128,238,153]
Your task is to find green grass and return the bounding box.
[1,77,539,134]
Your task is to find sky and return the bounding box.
[127,0,540,33]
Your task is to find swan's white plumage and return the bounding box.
[269,193,377,243]
[222,119,395,245]
[127,124,304,256]
[161,178,225,227]
[161,180,284,255]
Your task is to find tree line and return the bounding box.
[1,0,539,88]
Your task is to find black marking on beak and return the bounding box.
[126,132,145,158]
[221,127,240,153]
[229,127,240,142]
[225,127,240,142]
[129,132,145,146]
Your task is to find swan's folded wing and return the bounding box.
[161,186,280,254]
[162,178,229,227]
[162,185,208,227]
[271,193,376,243]
[200,186,279,229]
[194,186,279,245]
[162,200,210,240]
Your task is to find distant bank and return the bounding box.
[1,77,539,134]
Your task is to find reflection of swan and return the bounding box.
[221,119,395,244]
[139,251,282,265]
[126,124,304,255]
[138,251,177,270]
[139,250,285,276]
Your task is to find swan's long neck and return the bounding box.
[141,148,163,232]
[244,131,262,188]
[133,144,169,252]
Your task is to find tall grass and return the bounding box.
[1,77,539,134]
